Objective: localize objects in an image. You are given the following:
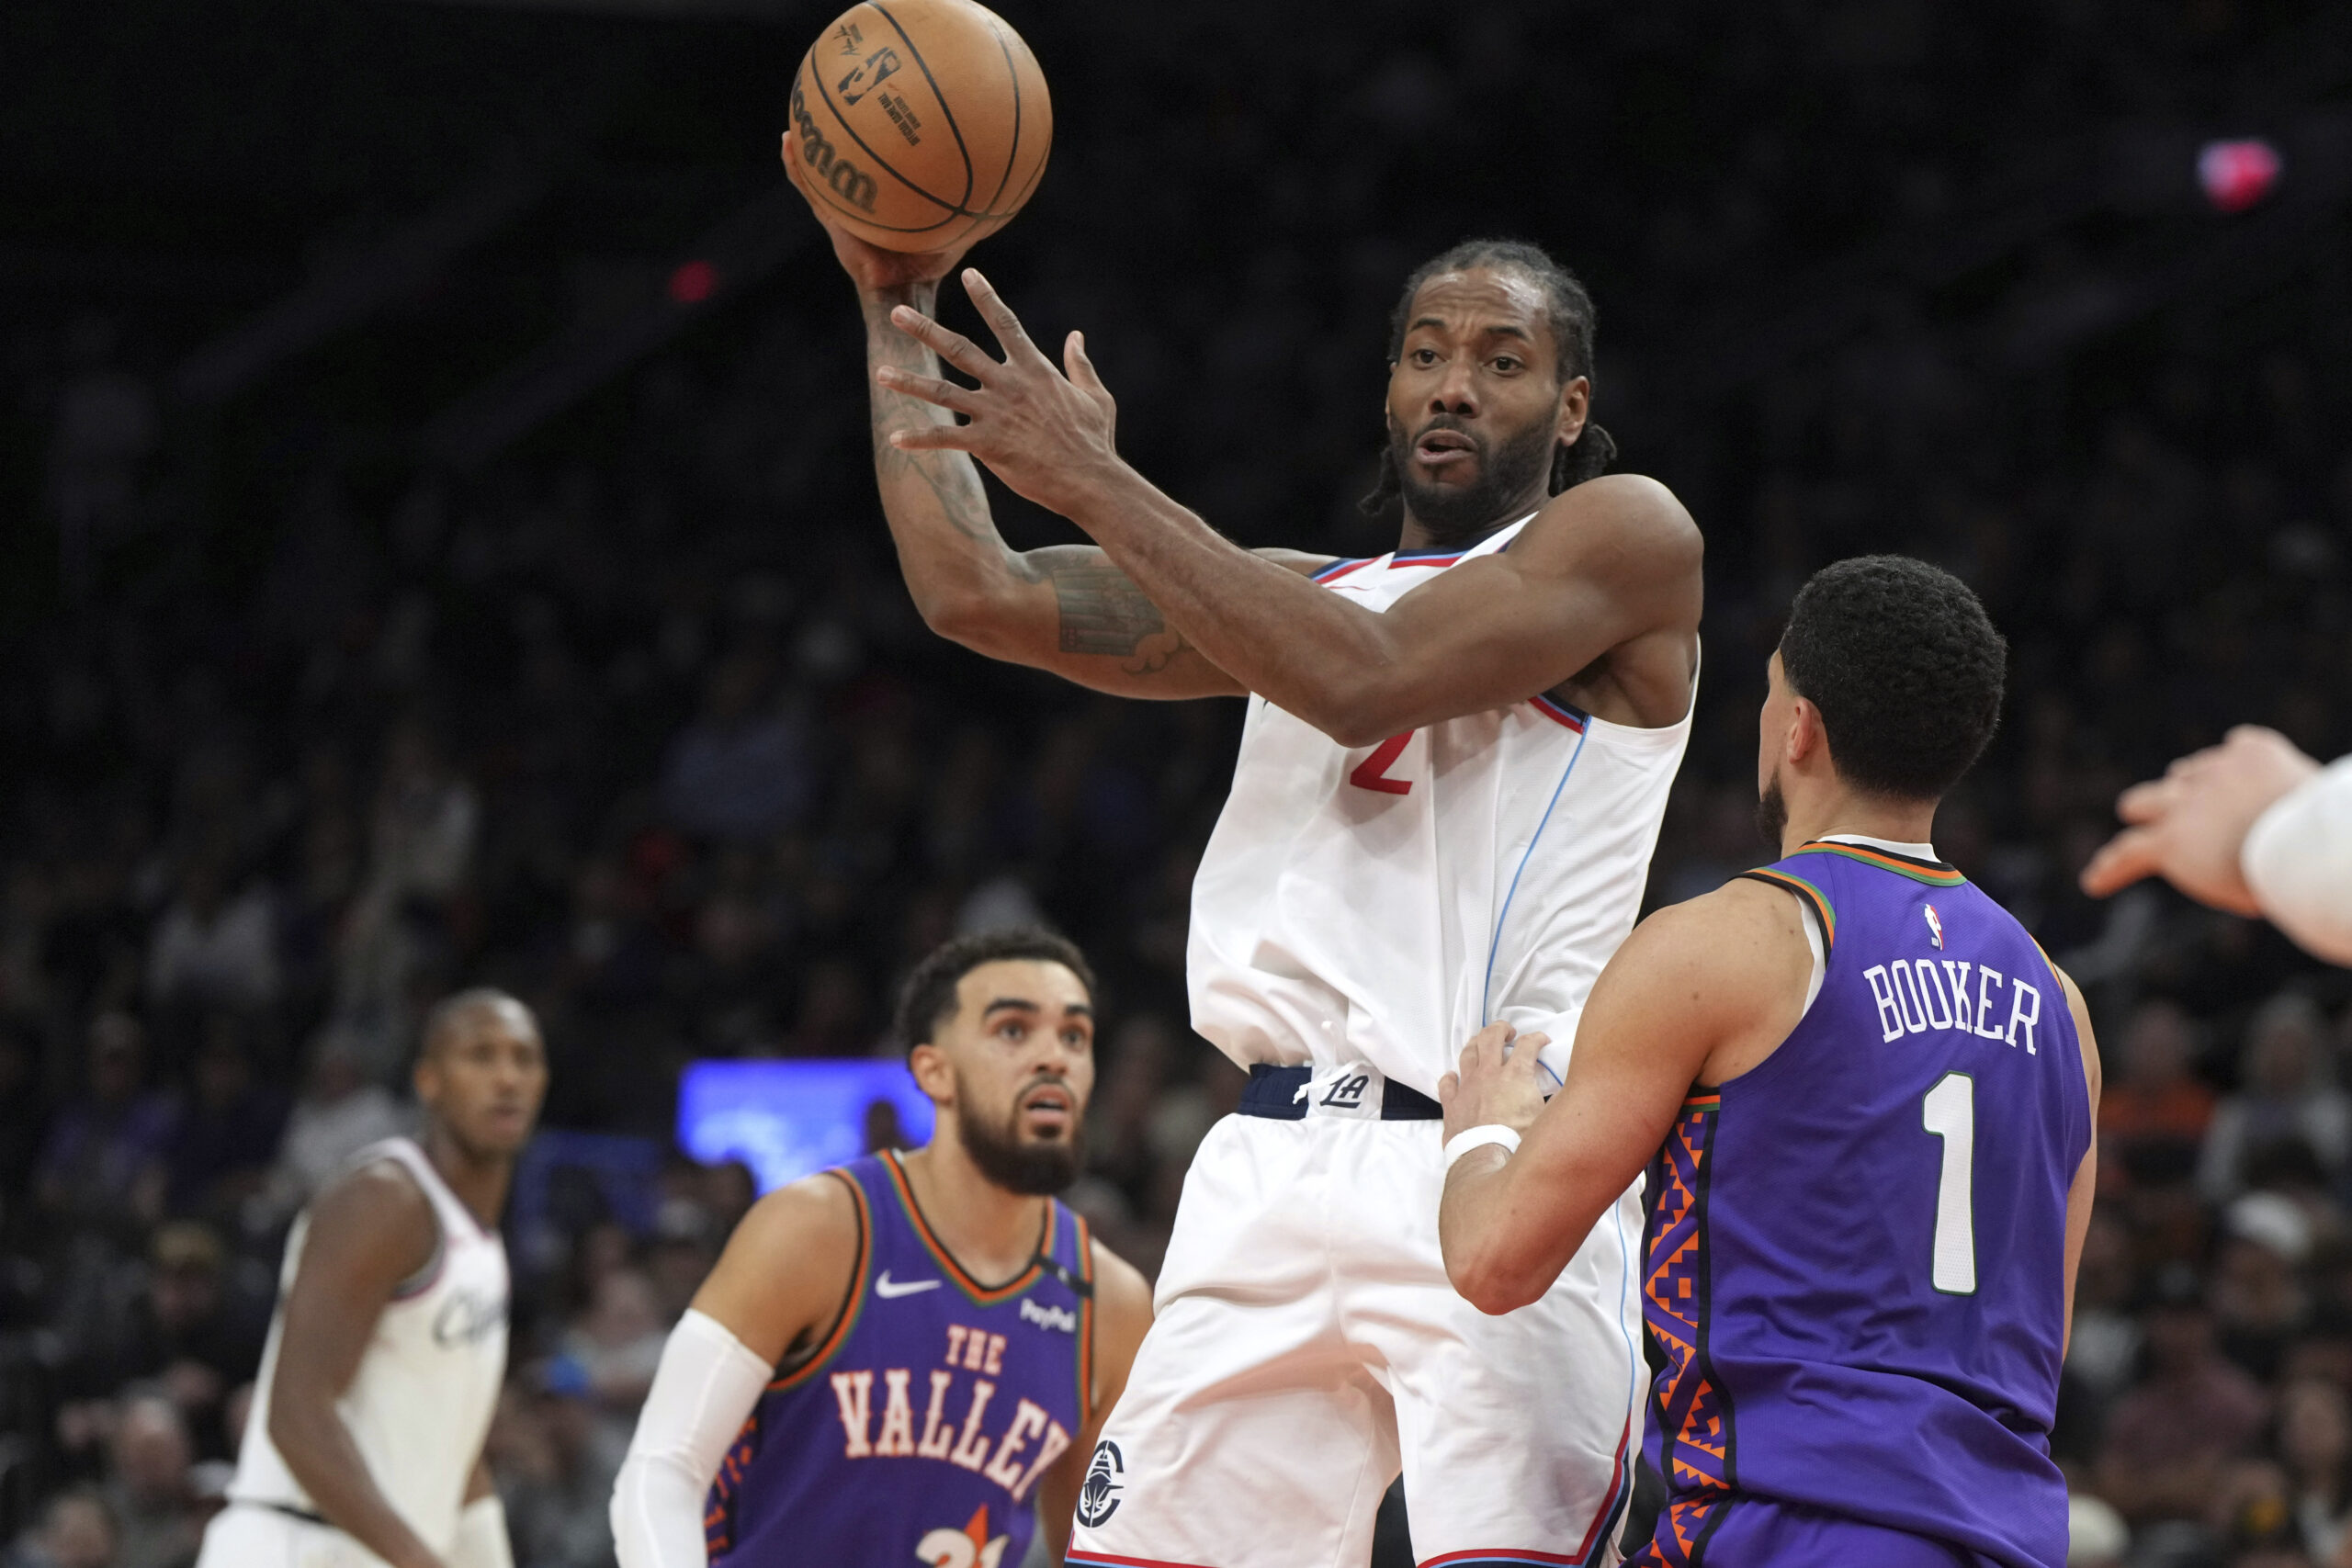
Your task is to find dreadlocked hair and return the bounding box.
[1359,237,1619,516]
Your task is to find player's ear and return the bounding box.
[907,1041,955,1105]
[1787,696,1828,769]
[1555,375,1590,446]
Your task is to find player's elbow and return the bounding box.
[266,1385,330,1469]
[1443,1235,1545,1316]
[1306,677,1415,750]
[912,582,997,648]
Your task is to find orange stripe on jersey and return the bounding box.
[768,1169,872,1392]
[880,1149,1046,1307]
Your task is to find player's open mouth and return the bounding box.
[1414,431,1477,469]
[1020,1085,1073,1134]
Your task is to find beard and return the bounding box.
[1385,412,1560,546]
[955,1075,1086,1197]
[1755,775,1789,851]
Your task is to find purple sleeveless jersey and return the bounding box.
[1632,841,2091,1568]
[705,1151,1092,1568]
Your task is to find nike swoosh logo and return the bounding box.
[874,1271,943,1299]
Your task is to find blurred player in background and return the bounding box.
[197,989,548,1568]
[2082,725,2352,966]
[785,130,1703,1566]
[609,930,1151,1567]
[1439,558,2098,1568]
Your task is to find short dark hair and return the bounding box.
[1779,556,2007,800]
[1362,237,1619,516]
[420,987,535,1060]
[892,929,1097,1054]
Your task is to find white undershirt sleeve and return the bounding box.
[611,1308,775,1568]
[2242,755,2352,967]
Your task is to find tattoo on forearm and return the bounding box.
[863,295,993,545]
[1049,557,1185,669]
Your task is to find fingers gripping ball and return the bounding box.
[791,0,1053,253]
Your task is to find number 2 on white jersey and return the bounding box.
[1921,1072,1977,1294]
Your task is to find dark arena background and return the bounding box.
[4,3,2352,1566]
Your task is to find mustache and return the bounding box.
[1400,412,1486,454]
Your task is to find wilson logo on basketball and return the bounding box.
[790,81,880,214]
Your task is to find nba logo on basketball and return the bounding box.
[1924,904,1946,950]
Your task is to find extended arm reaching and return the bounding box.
[784,130,1287,699]
[877,273,1702,742]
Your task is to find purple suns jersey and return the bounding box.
[1634,840,2091,1568]
[705,1151,1092,1568]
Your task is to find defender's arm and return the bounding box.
[611,1175,863,1568]
[1439,881,1810,1314]
[269,1165,450,1568]
[1038,1242,1154,1560]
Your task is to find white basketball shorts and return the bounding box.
[197,1504,393,1568]
[1067,1064,1645,1568]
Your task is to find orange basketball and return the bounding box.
[788,0,1053,254]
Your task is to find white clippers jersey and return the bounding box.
[229,1137,509,1557]
[1190,515,1695,1098]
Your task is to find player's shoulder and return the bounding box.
[1250,546,1341,579]
[1086,1235,1152,1320]
[315,1147,435,1228]
[1619,874,1813,990]
[1528,473,1701,558]
[731,1167,866,1259]
[299,1151,440,1283]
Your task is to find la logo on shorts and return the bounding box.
[1077,1440,1125,1528]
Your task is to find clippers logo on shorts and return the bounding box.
[1077,1441,1124,1528]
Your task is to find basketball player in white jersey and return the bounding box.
[784,134,1702,1567]
[198,990,548,1568]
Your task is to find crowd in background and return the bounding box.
[5,2,2352,1566]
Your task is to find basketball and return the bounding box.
[788,0,1052,254]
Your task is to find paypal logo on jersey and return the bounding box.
[1020,1298,1077,1335]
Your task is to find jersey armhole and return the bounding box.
[1735,870,1828,1021]
[1073,1214,1098,1420]
[771,1168,871,1385]
[362,1153,445,1302]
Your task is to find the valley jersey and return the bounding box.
[705,1151,1092,1568]
[226,1137,509,1557]
[1636,841,2090,1568]
[1189,515,1696,1096]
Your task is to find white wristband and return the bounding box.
[1444,1124,1521,1170]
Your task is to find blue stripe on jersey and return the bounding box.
[1479,720,1593,1063]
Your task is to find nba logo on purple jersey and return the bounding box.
[1631,841,2090,1568]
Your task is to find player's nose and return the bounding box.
[1427,362,1479,416]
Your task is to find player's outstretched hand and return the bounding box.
[780,130,976,294]
[1440,1021,1551,1147]
[2081,725,2319,913]
[875,268,1120,515]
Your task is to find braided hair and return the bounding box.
[1359,238,1619,516]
